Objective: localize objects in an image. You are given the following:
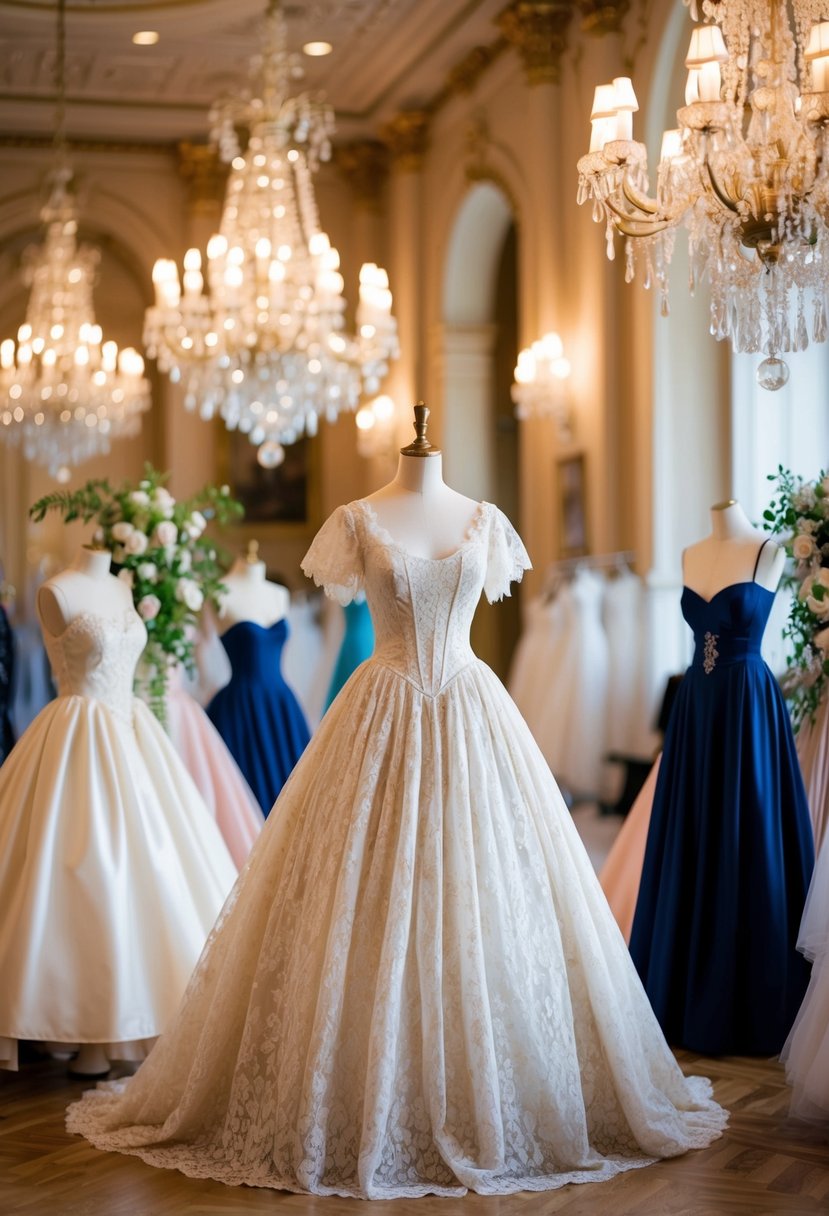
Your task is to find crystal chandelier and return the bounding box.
[577,0,829,390]
[0,0,150,479]
[511,332,572,436]
[144,0,399,468]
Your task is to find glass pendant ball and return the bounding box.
[257,440,285,469]
[756,357,790,392]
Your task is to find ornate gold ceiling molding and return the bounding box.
[497,1,574,86]
[333,139,389,210]
[380,109,430,173]
[578,0,630,36]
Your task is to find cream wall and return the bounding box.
[0,0,734,725]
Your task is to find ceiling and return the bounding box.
[0,0,509,145]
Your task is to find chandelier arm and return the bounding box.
[620,176,660,216]
[703,158,741,214]
[602,193,672,236]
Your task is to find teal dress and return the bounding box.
[324,599,374,713]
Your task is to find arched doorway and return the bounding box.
[440,181,520,677]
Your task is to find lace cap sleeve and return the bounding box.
[484,506,532,603]
[301,504,364,606]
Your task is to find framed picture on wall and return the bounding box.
[558,453,589,557]
[221,433,315,528]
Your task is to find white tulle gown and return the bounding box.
[0,604,237,1070]
[67,501,726,1198]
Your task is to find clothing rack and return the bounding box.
[543,550,636,595]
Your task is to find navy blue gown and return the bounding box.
[207,618,310,817]
[629,568,814,1057]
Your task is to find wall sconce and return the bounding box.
[511,331,572,439]
[355,393,397,459]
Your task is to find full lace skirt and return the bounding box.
[68,659,725,1198]
[0,695,237,1068]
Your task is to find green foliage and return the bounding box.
[30,464,244,724]
[764,466,829,730]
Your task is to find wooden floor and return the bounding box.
[1,1053,829,1215]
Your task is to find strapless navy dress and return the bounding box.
[629,568,814,1056]
[207,619,310,816]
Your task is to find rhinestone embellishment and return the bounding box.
[703,631,719,675]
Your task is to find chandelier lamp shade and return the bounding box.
[511,332,572,436]
[577,0,829,390]
[0,0,150,479]
[144,0,399,466]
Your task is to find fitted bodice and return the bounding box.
[681,581,774,674]
[220,617,290,684]
[42,606,146,724]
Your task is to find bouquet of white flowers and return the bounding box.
[764,466,829,728]
[30,465,243,721]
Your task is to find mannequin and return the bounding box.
[364,403,481,559]
[217,540,290,633]
[683,500,784,599]
[37,547,131,638]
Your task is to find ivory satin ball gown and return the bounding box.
[67,501,726,1199]
[0,603,237,1070]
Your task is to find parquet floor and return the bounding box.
[2,1052,829,1215]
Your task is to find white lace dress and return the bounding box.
[0,606,237,1070]
[67,501,726,1198]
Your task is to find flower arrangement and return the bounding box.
[764,466,829,728]
[30,465,243,721]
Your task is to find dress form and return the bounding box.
[38,548,131,639]
[217,541,290,633]
[683,500,784,600]
[364,404,480,560]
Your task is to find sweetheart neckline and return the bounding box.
[682,581,774,606]
[355,499,490,563]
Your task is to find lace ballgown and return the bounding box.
[323,595,374,712]
[67,501,726,1199]
[0,605,14,764]
[0,605,237,1070]
[206,618,311,815]
[629,573,814,1056]
[166,666,263,868]
[782,829,829,1120]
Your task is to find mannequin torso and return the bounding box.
[37,548,133,638]
[683,501,784,600]
[363,453,480,560]
[217,559,290,633]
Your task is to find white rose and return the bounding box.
[112,521,134,542]
[798,518,819,535]
[117,568,134,589]
[805,568,829,618]
[177,549,192,573]
[137,594,161,621]
[794,485,817,512]
[125,530,148,556]
[189,510,207,535]
[129,490,150,507]
[153,520,178,547]
[793,534,816,561]
[176,578,204,612]
[137,562,157,582]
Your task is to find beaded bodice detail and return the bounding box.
[42,607,146,725]
[681,582,774,675]
[302,499,530,700]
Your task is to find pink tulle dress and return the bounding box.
[166,666,263,869]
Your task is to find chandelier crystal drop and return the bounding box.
[577,0,829,390]
[144,0,398,452]
[0,0,150,477]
